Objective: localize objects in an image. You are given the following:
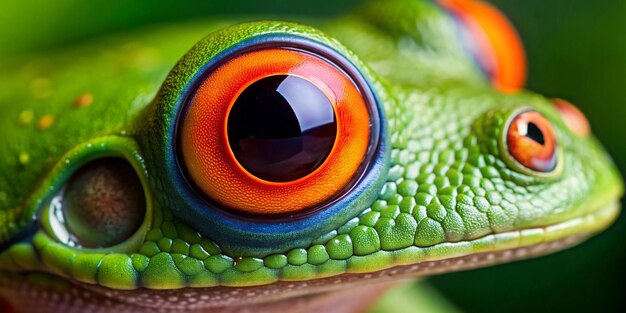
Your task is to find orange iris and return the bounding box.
[507,111,558,173]
[180,48,371,215]
[438,0,527,93]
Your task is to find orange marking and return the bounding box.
[38,114,54,130]
[439,0,527,93]
[181,49,370,215]
[552,98,590,137]
[75,93,94,108]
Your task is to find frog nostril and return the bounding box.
[552,98,591,137]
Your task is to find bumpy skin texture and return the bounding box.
[0,0,623,311]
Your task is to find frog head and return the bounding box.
[0,0,622,311]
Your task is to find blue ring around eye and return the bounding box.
[148,25,389,257]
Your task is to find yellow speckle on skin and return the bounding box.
[38,115,54,130]
[18,152,30,165]
[122,43,161,71]
[30,78,52,98]
[75,93,94,108]
[19,110,34,125]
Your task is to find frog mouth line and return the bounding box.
[1,200,618,311]
[84,200,619,309]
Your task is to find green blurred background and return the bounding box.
[1,0,624,312]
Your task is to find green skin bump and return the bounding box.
[0,0,623,312]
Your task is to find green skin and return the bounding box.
[0,0,623,312]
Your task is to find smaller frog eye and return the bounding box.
[53,158,146,248]
[506,111,558,173]
[439,0,526,93]
[552,98,591,137]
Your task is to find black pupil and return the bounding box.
[227,75,337,182]
[525,122,545,145]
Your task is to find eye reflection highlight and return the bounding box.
[227,75,337,183]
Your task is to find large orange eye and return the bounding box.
[506,111,558,173]
[180,48,372,215]
[438,0,526,93]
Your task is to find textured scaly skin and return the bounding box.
[0,0,622,312]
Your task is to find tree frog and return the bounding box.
[0,0,622,312]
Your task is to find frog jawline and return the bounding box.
[75,200,619,309]
[1,201,618,311]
